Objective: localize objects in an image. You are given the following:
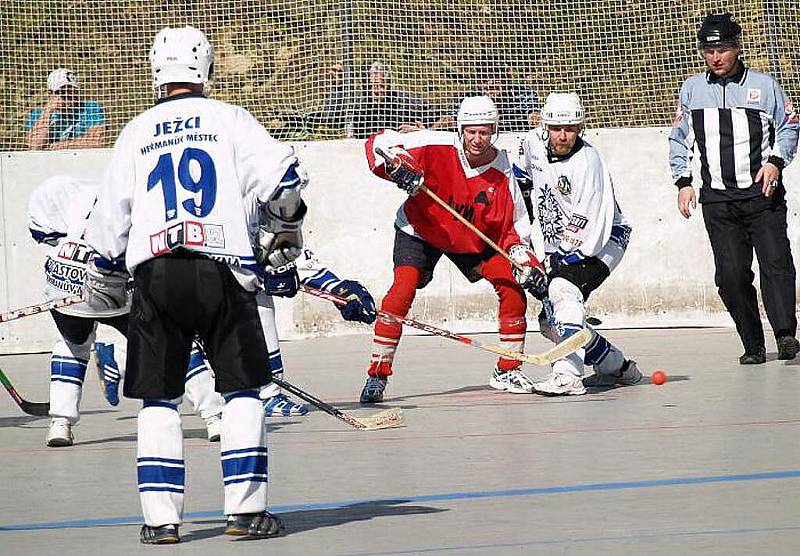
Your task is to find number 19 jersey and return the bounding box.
[85,93,300,291]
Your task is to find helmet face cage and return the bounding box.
[150,26,214,97]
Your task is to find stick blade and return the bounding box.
[356,407,405,430]
[526,328,593,366]
[20,401,50,417]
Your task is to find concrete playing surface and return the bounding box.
[1,326,799,555]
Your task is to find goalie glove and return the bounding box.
[330,280,377,324]
[84,257,130,311]
[377,147,424,195]
[508,244,547,299]
[263,262,300,298]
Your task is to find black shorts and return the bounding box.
[393,229,495,288]
[124,250,270,400]
[50,310,129,345]
[552,256,610,300]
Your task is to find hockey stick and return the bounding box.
[0,369,50,416]
[300,285,590,366]
[272,377,404,431]
[0,295,83,323]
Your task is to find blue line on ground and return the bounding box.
[337,525,800,555]
[1,469,799,532]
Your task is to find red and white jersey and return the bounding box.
[516,130,631,266]
[28,175,130,318]
[366,129,531,254]
[85,94,300,291]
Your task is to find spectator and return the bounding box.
[435,56,540,132]
[25,68,106,150]
[322,61,438,138]
[669,12,800,364]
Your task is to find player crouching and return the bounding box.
[360,96,545,403]
[514,93,641,395]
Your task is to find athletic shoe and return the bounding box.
[94,342,121,407]
[583,359,643,387]
[262,393,309,417]
[140,524,180,544]
[489,367,534,394]
[46,417,73,447]
[777,336,800,360]
[532,372,587,396]
[739,348,766,365]
[205,414,222,442]
[360,376,387,404]
[224,511,285,538]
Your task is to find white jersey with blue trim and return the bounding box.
[515,129,630,265]
[85,93,302,291]
[28,175,130,318]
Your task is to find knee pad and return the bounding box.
[547,277,586,332]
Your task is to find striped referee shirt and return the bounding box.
[669,63,799,203]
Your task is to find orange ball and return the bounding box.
[651,370,667,385]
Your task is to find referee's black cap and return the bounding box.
[698,13,742,47]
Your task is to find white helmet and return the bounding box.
[149,26,214,91]
[540,92,585,127]
[457,95,499,132]
[47,68,78,92]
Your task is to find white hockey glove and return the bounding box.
[508,244,547,299]
[83,258,130,311]
[375,146,423,196]
[256,200,307,268]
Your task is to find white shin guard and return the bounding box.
[221,390,268,516]
[137,401,185,527]
[49,336,94,423]
[547,278,587,377]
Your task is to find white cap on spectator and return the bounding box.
[47,68,79,92]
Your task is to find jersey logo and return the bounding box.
[447,196,476,224]
[786,100,799,124]
[57,241,92,264]
[536,188,565,246]
[566,213,588,233]
[150,221,225,256]
[747,89,762,103]
[557,175,572,195]
[474,191,490,205]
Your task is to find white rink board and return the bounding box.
[2,129,799,353]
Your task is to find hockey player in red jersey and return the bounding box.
[360,95,546,403]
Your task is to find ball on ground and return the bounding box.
[651,370,667,385]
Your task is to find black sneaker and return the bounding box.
[224,511,285,538]
[140,524,180,544]
[776,336,800,360]
[739,348,766,365]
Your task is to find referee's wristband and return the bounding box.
[767,156,785,171]
[674,176,693,189]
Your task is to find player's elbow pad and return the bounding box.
[264,161,308,222]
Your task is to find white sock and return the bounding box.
[221,390,268,516]
[137,400,184,526]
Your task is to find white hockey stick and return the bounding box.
[301,285,591,366]
[0,295,83,323]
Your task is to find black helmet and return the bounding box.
[698,13,742,47]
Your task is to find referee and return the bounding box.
[669,12,800,364]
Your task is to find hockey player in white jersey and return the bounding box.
[28,175,225,445]
[83,27,300,543]
[513,93,641,396]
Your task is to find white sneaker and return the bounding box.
[489,367,534,394]
[46,417,74,447]
[532,371,587,396]
[583,359,643,387]
[205,414,222,442]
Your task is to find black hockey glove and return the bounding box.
[263,262,300,298]
[331,280,377,324]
